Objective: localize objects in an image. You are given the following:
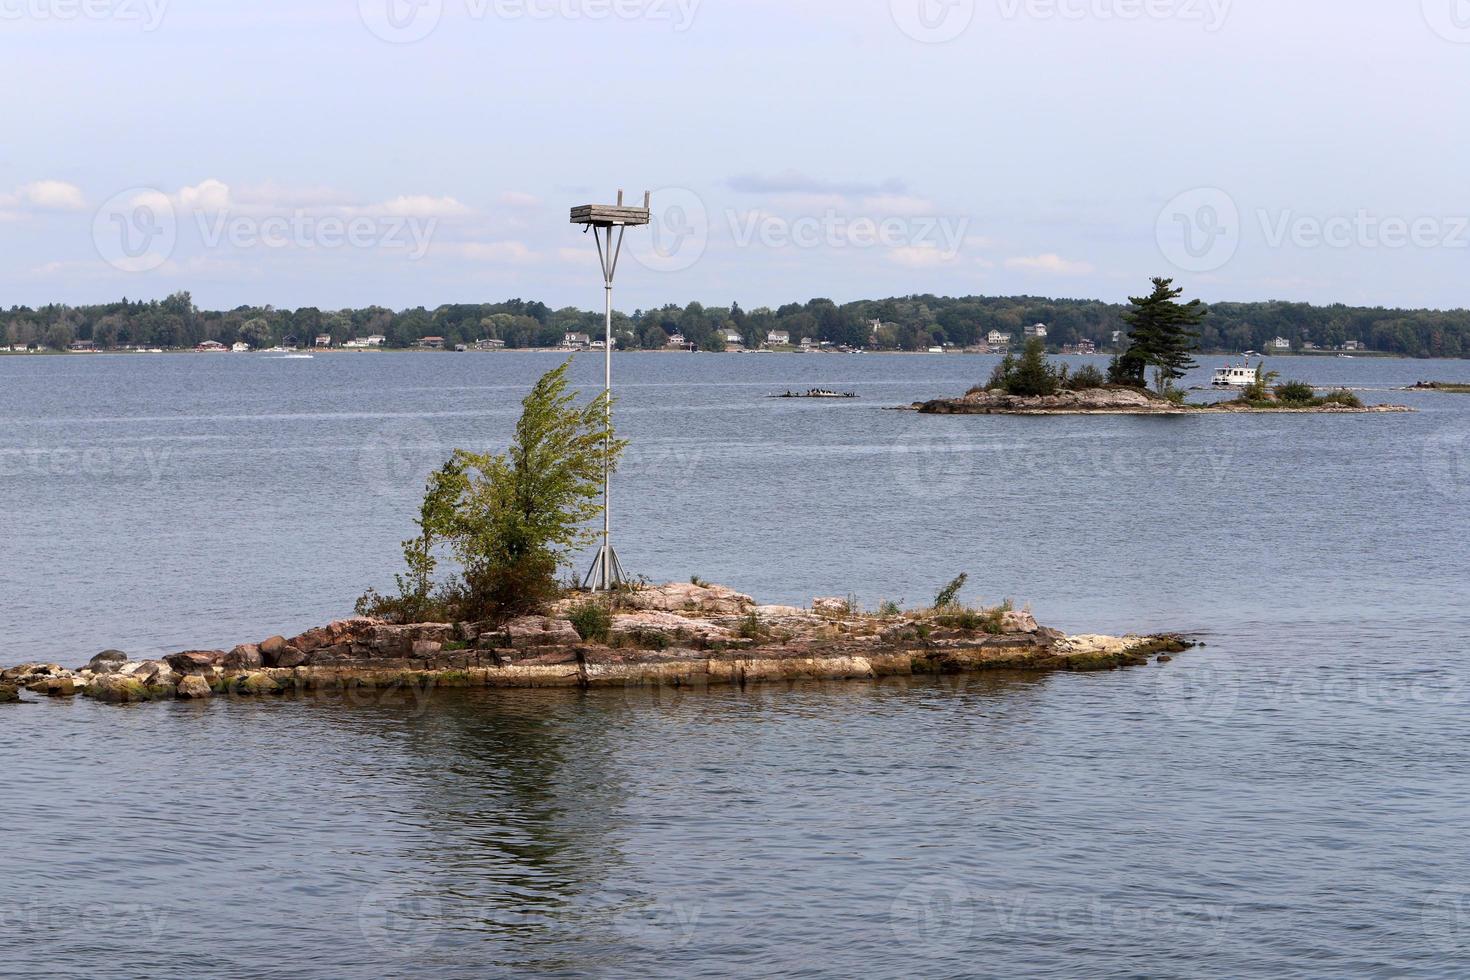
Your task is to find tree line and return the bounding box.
[5,290,1470,357]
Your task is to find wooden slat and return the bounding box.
[570,204,651,226]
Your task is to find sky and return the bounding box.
[1,0,1468,313]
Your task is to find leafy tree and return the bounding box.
[358,360,626,623]
[1121,278,1205,394]
[988,338,1061,396]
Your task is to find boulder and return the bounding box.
[233,672,284,696]
[2,663,66,685]
[87,674,154,703]
[176,675,213,699]
[812,597,853,616]
[165,651,223,675]
[609,611,735,649]
[131,661,180,687]
[273,648,308,669]
[259,636,287,658]
[222,644,262,670]
[87,650,129,674]
[412,640,444,659]
[618,582,756,616]
[500,617,583,651]
[27,676,77,697]
[0,683,19,703]
[999,610,1039,634]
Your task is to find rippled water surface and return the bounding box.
[4,351,1470,977]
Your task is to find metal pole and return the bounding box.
[602,228,613,591]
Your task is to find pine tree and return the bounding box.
[1121,277,1205,395]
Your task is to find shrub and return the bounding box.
[877,599,903,618]
[568,602,612,643]
[990,339,1061,397]
[737,611,769,641]
[934,573,968,610]
[690,575,710,587]
[1322,388,1363,408]
[358,360,626,625]
[934,600,1013,634]
[1064,365,1107,390]
[1274,380,1317,404]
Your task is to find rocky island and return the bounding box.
[912,386,1413,415]
[0,582,1190,705]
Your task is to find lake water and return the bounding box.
[4,351,1470,977]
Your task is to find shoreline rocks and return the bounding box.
[913,386,1412,415]
[3,583,1193,707]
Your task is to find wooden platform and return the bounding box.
[570,204,651,227]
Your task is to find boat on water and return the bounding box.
[771,388,858,399]
[1212,356,1262,388]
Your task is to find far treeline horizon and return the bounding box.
[5,289,1470,358]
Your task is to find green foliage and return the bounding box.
[1322,388,1364,407]
[1275,380,1317,404]
[934,573,969,610]
[987,339,1061,396]
[568,602,612,643]
[737,612,769,641]
[1107,350,1148,388]
[1240,363,1281,402]
[933,600,1013,635]
[690,575,710,587]
[877,599,903,618]
[1064,364,1107,390]
[1122,277,1205,394]
[358,360,625,624]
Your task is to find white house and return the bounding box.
[722,328,743,347]
[1342,340,1364,352]
[767,330,791,346]
[1268,337,1292,351]
[475,338,506,350]
[314,334,333,348]
[563,332,591,349]
[667,332,687,348]
[231,342,251,353]
[987,330,1012,346]
[1024,323,1048,340]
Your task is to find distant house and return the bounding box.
[1111,330,1124,346]
[419,336,446,350]
[314,334,333,348]
[767,330,791,346]
[667,332,687,348]
[1267,337,1292,352]
[475,338,505,351]
[1024,323,1048,340]
[1342,340,1364,352]
[987,330,1012,348]
[563,332,591,349]
[364,335,386,347]
[231,342,251,353]
[1062,339,1097,356]
[800,337,815,350]
[722,328,744,349]
[68,340,96,352]
[196,340,228,352]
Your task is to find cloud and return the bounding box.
[728,170,907,196]
[452,241,535,262]
[889,245,957,268]
[177,179,232,212]
[373,195,469,218]
[0,180,87,213]
[498,191,541,208]
[1004,253,1095,275]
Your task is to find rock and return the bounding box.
[222,644,262,670]
[176,675,213,699]
[234,672,284,696]
[259,636,287,658]
[165,651,223,675]
[812,597,853,616]
[0,683,19,703]
[609,611,736,649]
[617,582,756,617]
[273,648,308,669]
[132,661,179,687]
[999,610,1039,634]
[412,640,443,658]
[1157,654,1173,664]
[87,650,129,674]
[2,663,66,685]
[919,387,1177,415]
[500,617,583,650]
[87,674,155,703]
[27,676,77,697]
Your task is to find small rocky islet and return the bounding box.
[911,386,1413,415]
[0,582,1190,706]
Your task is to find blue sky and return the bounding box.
[2,0,1467,312]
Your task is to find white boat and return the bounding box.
[278,353,314,359]
[1211,357,1261,388]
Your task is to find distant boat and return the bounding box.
[278,353,314,359]
[770,388,858,399]
[1212,356,1261,388]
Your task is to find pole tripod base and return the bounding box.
[582,544,628,592]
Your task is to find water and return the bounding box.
[4,351,1470,977]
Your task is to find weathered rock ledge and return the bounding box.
[912,387,1412,415]
[1,582,1191,706]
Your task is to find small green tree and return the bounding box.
[1121,277,1205,395]
[359,360,625,623]
[988,339,1060,396]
